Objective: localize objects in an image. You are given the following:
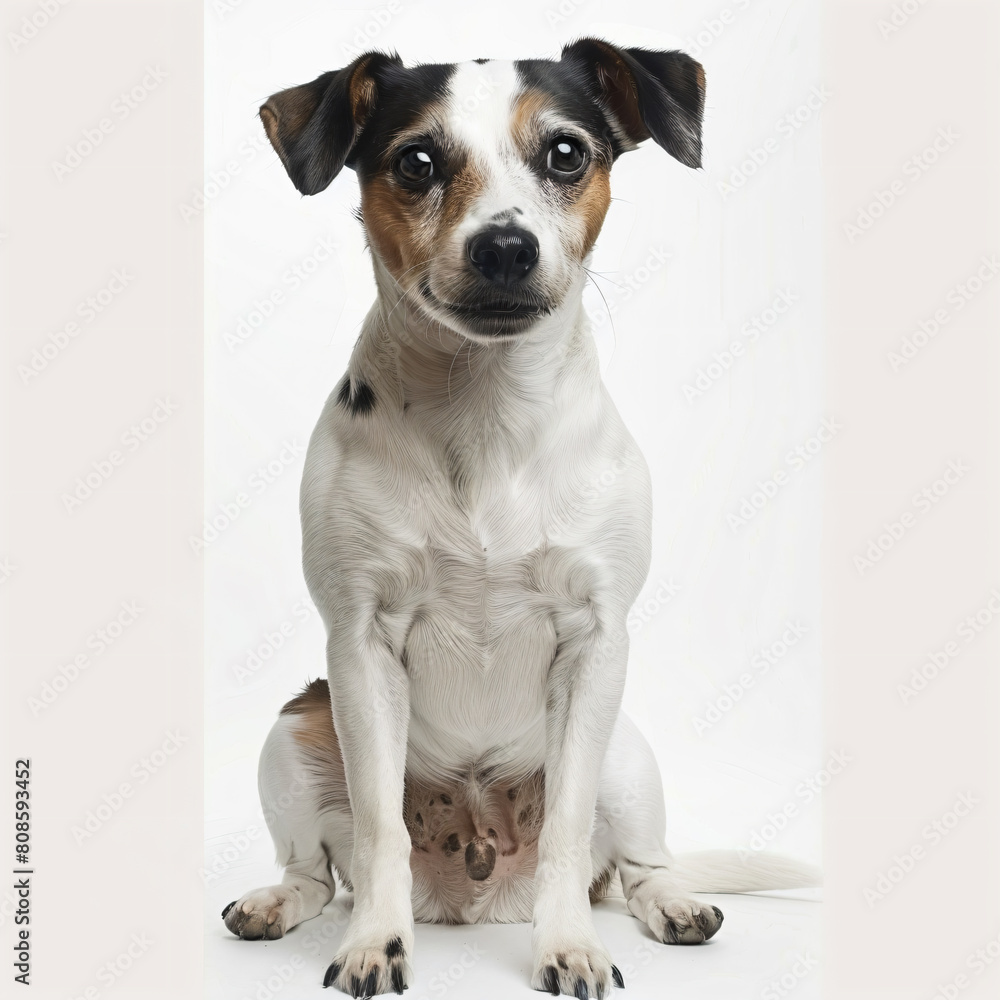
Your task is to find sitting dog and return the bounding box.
[222,39,818,998]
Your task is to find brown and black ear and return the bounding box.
[562,38,705,168]
[259,51,402,195]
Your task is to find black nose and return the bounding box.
[467,227,539,286]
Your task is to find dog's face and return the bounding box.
[260,39,704,342]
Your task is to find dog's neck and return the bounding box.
[348,258,601,486]
[364,258,596,408]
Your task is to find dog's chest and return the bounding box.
[399,467,570,765]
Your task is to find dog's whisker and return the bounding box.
[583,267,619,361]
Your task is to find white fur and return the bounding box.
[227,55,819,997]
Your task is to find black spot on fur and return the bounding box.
[444,833,461,853]
[363,969,377,997]
[439,793,452,805]
[323,961,341,988]
[391,963,405,994]
[543,967,559,995]
[385,936,404,959]
[508,787,518,800]
[336,376,376,416]
[465,839,497,880]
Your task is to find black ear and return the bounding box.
[561,38,705,168]
[259,51,402,195]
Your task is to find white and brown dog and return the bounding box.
[222,39,818,999]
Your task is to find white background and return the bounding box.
[204,1,822,996]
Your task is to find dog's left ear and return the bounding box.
[561,38,705,168]
[260,51,402,195]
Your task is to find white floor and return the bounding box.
[205,864,821,1000]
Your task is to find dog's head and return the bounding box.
[261,39,704,342]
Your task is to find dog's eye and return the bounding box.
[546,136,587,178]
[395,146,435,184]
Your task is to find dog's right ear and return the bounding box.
[260,52,402,196]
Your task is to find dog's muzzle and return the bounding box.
[467,227,539,287]
[420,225,551,337]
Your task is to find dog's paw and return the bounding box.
[323,934,410,996]
[531,945,621,998]
[222,886,299,940]
[647,898,723,945]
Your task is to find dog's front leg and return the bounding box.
[322,622,412,997]
[532,619,628,998]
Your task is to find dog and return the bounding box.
[222,39,819,998]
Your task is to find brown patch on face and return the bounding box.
[572,163,611,258]
[511,89,556,154]
[360,175,434,279]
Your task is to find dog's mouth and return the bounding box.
[420,281,550,335]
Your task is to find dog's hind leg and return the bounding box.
[592,712,724,946]
[223,683,355,940]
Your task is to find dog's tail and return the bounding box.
[668,851,821,894]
